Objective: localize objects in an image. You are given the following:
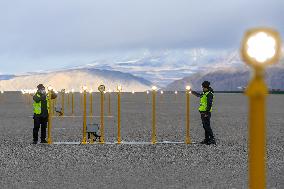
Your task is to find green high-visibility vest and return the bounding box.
[198,91,214,112]
[33,93,49,115]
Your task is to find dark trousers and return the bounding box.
[33,116,48,142]
[201,112,214,140]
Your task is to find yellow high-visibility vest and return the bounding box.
[33,93,49,115]
[198,91,214,112]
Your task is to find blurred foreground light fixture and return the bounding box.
[132,90,135,94]
[241,28,281,67]
[175,90,178,94]
[71,88,75,93]
[241,27,282,189]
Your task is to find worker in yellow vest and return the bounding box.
[191,81,216,145]
[32,84,57,144]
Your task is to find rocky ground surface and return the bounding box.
[0,92,283,189]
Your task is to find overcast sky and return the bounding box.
[0,0,283,74]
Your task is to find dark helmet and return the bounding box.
[37,84,45,90]
[202,81,210,88]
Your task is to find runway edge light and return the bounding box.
[241,27,282,189]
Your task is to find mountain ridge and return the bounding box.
[0,68,152,92]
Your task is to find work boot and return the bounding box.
[32,141,38,144]
[40,140,48,144]
[200,139,208,144]
[206,138,216,145]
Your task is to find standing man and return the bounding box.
[32,84,57,144]
[191,81,216,145]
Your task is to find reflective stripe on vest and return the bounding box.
[198,91,214,112]
[33,94,49,115]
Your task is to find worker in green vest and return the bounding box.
[32,84,57,144]
[191,81,216,145]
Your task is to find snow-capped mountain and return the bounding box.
[1,48,283,91]
[0,68,152,92]
[66,49,245,87]
[165,64,284,91]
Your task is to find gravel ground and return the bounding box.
[0,92,283,189]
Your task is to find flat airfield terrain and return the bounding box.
[0,92,283,188]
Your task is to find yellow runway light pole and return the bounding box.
[175,91,178,101]
[80,90,83,110]
[54,91,58,115]
[28,92,31,104]
[47,86,53,144]
[160,90,164,102]
[89,89,93,117]
[52,97,55,115]
[98,85,106,144]
[146,90,149,102]
[108,89,111,115]
[81,86,88,144]
[151,86,157,144]
[185,86,191,144]
[1,91,4,101]
[241,28,282,189]
[71,89,74,115]
[61,89,65,116]
[67,91,70,114]
[117,86,122,143]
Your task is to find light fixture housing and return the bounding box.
[241,28,282,67]
[47,86,53,91]
[82,86,87,91]
[152,86,157,91]
[117,85,122,92]
[186,86,191,91]
[98,84,106,93]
